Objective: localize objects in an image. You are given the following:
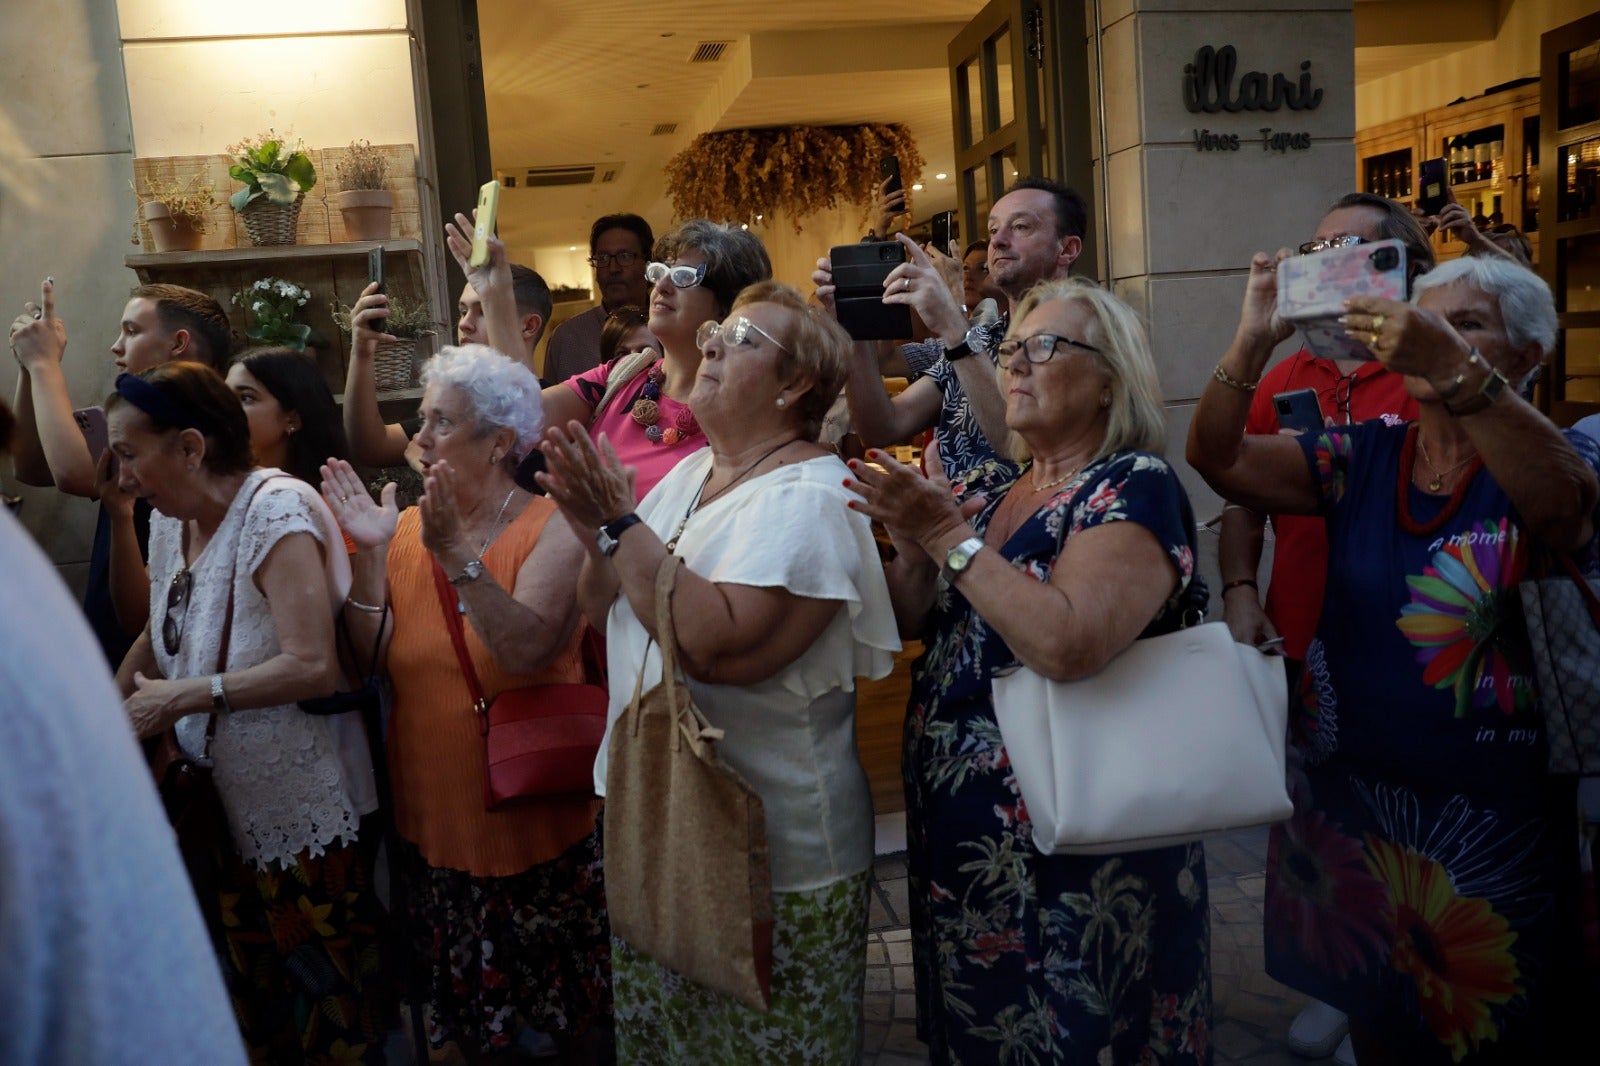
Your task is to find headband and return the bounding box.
[113,373,209,432]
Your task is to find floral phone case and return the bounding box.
[1277,238,1407,362]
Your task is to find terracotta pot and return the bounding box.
[141,200,204,252]
[338,189,394,241]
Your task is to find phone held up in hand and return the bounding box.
[73,405,113,479]
[930,210,956,254]
[1416,157,1449,216]
[469,180,500,268]
[830,241,913,341]
[1272,387,1324,436]
[1277,237,1407,362]
[367,246,387,335]
[879,155,903,201]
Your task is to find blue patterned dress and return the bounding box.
[905,451,1213,1066]
[1264,422,1600,1064]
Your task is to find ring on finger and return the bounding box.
[1372,314,1385,332]
[1370,331,1380,347]
[902,278,911,292]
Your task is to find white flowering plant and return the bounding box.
[232,277,315,350]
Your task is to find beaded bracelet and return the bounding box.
[1213,362,1259,392]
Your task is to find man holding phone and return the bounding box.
[1210,192,1432,1066]
[8,279,230,668]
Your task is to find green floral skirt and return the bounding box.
[612,870,869,1065]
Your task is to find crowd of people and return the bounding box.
[4,169,1598,1066]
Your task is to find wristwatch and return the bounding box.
[449,559,485,586]
[210,673,231,712]
[940,536,986,584]
[596,513,643,556]
[943,324,988,362]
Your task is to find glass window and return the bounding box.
[993,30,1015,134]
[1561,40,1600,128]
[1558,136,1600,223]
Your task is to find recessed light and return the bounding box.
[935,172,948,180]
[568,246,577,251]
[740,223,749,230]
[637,84,649,89]
[660,32,674,37]
[754,214,762,221]
[911,183,924,191]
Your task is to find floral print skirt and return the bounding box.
[395,827,612,1055]
[611,870,869,1065]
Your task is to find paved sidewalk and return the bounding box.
[863,826,1318,1066]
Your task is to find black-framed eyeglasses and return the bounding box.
[645,261,708,289]
[1333,371,1356,425]
[996,332,1101,364]
[696,317,792,355]
[588,251,642,268]
[1297,235,1366,256]
[161,567,193,657]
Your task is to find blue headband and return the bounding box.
[113,373,209,432]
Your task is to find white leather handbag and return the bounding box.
[992,620,1291,856]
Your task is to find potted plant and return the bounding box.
[232,277,321,351]
[227,129,317,246]
[333,293,441,391]
[131,174,215,252]
[334,140,393,241]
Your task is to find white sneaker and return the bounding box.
[1286,1000,1349,1058]
[1332,1033,1357,1066]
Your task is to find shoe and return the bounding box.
[1333,1033,1357,1066]
[1286,1000,1349,1058]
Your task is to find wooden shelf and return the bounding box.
[336,387,425,405]
[126,237,423,273]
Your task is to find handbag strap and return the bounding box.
[430,559,490,724]
[1554,552,1600,630]
[627,555,687,740]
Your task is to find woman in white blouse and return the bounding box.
[540,279,901,1064]
[110,361,386,1063]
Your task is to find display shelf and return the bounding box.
[126,238,424,274]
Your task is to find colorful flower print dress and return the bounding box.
[905,450,1213,1066]
[1265,421,1600,1064]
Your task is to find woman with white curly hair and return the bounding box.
[322,344,612,1063]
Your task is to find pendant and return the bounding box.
[1427,475,1443,492]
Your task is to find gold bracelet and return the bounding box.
[1213,362,1259,392]
[346,595,387,614]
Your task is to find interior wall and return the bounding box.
[1357,0,1594,129]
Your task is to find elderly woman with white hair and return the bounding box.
[322,344,611,1064]
[1189,254,1600,1064]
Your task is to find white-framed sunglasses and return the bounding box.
[696,316,791,355]
[645,261,707,288]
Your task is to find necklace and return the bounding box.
[1416,432,1479,493]
[477,488,517,556]
[1031,461,1083,493]
[1396,424,1482,537]
[630,363,701,446]
[665,440,796,552]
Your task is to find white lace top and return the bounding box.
[150,470,377,870]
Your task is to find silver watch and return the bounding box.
[940,536,985,584]
[449,559,485,586]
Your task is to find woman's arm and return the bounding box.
[459,515,585,676]
[884,549,938,639]
[575,552,622,635]
[319,461,399,676]
[124,531,340,738]
[116,625,158,697]
[99,453,150,637]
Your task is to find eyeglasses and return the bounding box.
[1333,371,1356,425]
[1297,235,1367,256]
[588,251,642,268]
[645,261,708,289]
[161,567,193,657]
[696,317,791,355]
[996,332,1101,364]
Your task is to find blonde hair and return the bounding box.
[1003,277,1167,463]
[729,280,851,441]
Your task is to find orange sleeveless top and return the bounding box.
[385,498,600,877]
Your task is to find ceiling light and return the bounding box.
[754,214,762,221]
[935,173,948,180]
[740,223,749,230]
[568,246,577,251]
[911,183,923,191]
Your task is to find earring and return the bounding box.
[490,452,499,465]
[1100,391,1111,408]
[776,397,786,408]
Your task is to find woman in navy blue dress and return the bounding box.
[849,278,1213,1065]
[1190,253,1600,1064]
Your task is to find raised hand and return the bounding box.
[444,209,509,302]
[882,233,968,344]
[321,458,398,551]
[872,174,908,237]
[9,277,67,371]
[844,447,972,561]
[1341,296,1470,384]
[535,421,639,543]
[418,459,472,563]
[811,256,838,316]
[350,281,397,354]
[1235,249,1296,353]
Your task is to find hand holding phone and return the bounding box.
[879,156,903,201]
[73,406,114,480]
[469,180,501,268]
[366,246,387,335]
[1416,157,1448,216]
[1273,388,1324,436]
[829,241,913,341]
[1277,238,1407,362]
[930,211,956,256]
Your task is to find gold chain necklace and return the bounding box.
[665,440,796,552]
[1031,461,1082,493]
[1417,435,1477,493]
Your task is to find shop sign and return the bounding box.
[1185,45,1320,154]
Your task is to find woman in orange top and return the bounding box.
[322,343,609,1064]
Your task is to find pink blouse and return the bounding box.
[565,357,708,498]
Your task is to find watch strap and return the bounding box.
[940,536,986,583]
[943,338,974,362]
[598,512,643,555]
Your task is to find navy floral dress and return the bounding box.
[905,451,1213,1066]
[1264,422,1600,1064]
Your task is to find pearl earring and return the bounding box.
[776,397,786,408]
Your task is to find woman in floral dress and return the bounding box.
[1190,253,1600,1063]
[850,278,1214,1065]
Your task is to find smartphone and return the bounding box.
[73,406,112,477]
[1416,157,1448,215]
[879,155,903,201]
[469,180,500,268]
[930,210,956,254]
[1273,388,1324,436]
[830,241,913,341]
[1277,238,1407,362]
[367,245,387,335]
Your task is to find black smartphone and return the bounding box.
[930,210,956,254]
[830,241,913,341]
[879,155,903,200]
[367,245,387,334]
[1417,157,1448,215]
[1273,388,1324,436]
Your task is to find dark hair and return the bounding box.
[1002,177,1089,239]
[589,213,655,258]
[600,305,652,359]
[105,361,253,475]
[655,220,773,318]
[963,240,990,258]
[129,284,232,370]
[509,264,554,345]
[1326,192,1436,286]
[233,347,348,484]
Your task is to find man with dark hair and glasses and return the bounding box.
[542,212,656,384]
[1213,193,1433,1066]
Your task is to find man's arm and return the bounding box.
[341,281,412,468]
[444,214,530,375]
[11,280,96,496]
[843,341,942,448]
[8,368,51,486]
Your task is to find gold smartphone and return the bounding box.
[469,180,501,268]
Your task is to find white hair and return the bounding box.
[419,344,542,459]
[1412,255,1557,359]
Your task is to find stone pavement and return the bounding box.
[863,826,1319,1066]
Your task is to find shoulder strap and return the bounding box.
[430,560,489,724]
[593,351,659,422]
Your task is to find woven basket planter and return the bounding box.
[373,338,419,392]
[241,193,305,246]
